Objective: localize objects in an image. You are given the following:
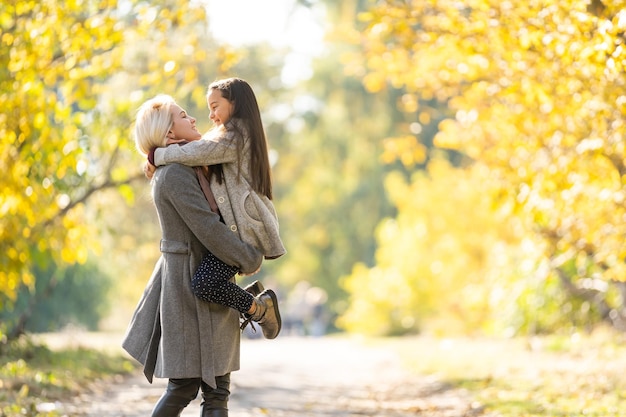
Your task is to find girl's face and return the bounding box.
[168,103,201,142]
[207,89,234,126]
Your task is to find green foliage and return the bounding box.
[0,258,112,334]
[268,53,403,318]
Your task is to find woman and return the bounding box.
[149,78,285,339]
[122,95,264,417]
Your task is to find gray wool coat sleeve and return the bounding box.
[154,133,237,166]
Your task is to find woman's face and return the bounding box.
[169,103,201,141]
[207,89,234,126]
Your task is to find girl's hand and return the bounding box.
[144,161,156,179]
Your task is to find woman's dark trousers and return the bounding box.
[151,374,231,417]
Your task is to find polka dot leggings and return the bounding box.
[191,251,254,314]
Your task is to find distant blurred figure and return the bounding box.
[282,281,328,337]
[305,286,328,337]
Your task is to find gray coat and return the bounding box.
[154,119,286,260]
[122,163,263,388]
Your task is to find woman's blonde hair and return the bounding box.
[134,94,175,155]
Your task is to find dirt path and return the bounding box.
[60,336,484,417]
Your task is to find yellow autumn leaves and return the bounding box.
[339,0,626,335]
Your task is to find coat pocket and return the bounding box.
[160,239,189,254]
[241,190,280,228]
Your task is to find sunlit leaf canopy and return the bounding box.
[0,0,233,304]
[340,0,626,334]
[368,0,626,278]
[1,0,393,337]
[1,0,122,300]
[3,0,626,337]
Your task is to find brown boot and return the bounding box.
[239,281,264,334]
[251,289,281,339]
[243,280,264,297]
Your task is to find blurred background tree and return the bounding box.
[0,0,243,337]
[0,0,134,338]
[0,257,112,335]
[2,0,625,340]
[339,0,626,335]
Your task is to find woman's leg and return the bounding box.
[151,378,201,417]
[200,373,231,417]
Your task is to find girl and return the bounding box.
[149,78,285,339]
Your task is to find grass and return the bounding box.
[0,333,137,417]
[382,328,626,416]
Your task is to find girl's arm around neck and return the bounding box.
[153,132,238,167]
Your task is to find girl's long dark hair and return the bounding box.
[208,77,273,200]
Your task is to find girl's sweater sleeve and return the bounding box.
[154,131,238,167]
